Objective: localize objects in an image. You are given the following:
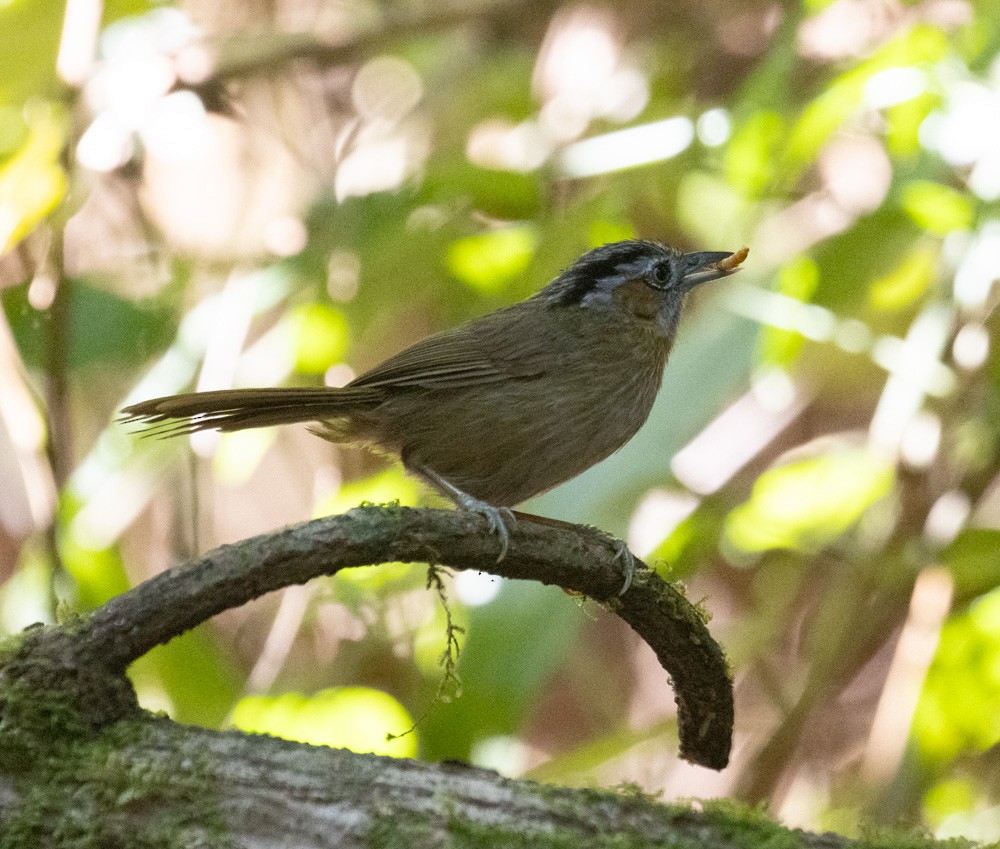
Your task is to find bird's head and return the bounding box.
[542,239,748,339]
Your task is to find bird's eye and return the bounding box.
[650,263,671,288]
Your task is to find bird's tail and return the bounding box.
[119,386,381,437]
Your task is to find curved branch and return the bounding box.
[79,505,732,769]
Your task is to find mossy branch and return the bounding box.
[78,503,732,770]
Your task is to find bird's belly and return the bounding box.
[376,368,663,506]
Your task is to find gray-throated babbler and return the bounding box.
[122,240,749,590]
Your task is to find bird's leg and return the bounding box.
[414,465,515,563]
[511,511,635,595]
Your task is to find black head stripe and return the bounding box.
[544,240,674,305]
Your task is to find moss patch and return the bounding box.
[1,719,230,849]
[0,626,229,848]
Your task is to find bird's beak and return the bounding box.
[681,246,749,291]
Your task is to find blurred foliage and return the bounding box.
[230,686,418,757]
[2,0,1000,843]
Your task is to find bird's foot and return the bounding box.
[610,540,635,596]
[456,494,516,563]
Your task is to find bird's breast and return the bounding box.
[383,322,671,505]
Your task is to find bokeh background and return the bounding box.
[2,0,999,840]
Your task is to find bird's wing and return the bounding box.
[349,303,557,390]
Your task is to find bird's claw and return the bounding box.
[611,540,635,595]
[458,496,516,562]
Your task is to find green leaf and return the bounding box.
[446,225,538,294]
[759,256,820,367]
[913,588,1000,762]
[885,92,939,157]
[0,102,66,253]
[867,244,938,311]
[900,181,975,235]
[0,0,63,107]
[784,25,949,174]
[676,171,752,248]
[725,448,895,554]
[812,208,922,312]
[129,626,242,728]
[587,219,636,248]
[290,302,350,374]
[942,529,1000,601]
[420,156,542,220]
[2,278,174,370]
[230,687,417,757]
[724,111,786,197]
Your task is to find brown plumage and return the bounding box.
[122,240,747,577]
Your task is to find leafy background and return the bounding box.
[1,0,999,840]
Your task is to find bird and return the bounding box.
[121,240,748,592]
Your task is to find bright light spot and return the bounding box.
[471,735,533,774]
[752,367,797,412]
[263,216,307,257]
[672,380,804,496]
[870,305,954,453]
[214,429,274,484]
[800,304,836,341]
[69,470,153,549]
[27,272,57,310]
[230,687,417,757]
[467,119,551,171]
[954,222,1000,308]
[935,806,1000,843]
[559,116,694,178]
[327,250,361,301]
[76,113,134,171]
[189,429,220,458]
[139,90,210,161]
[175,44,213,84]
[352,57,423,121]
[835,318,873,353]
[901,411,942,469]
[595,67,649,123]
[726,286,838,342]
[725,448,894,554]
[57,0,102,86]
[85,56,176,126]
[533,8,647,139]
[942,229,972,265]
[0,554,55,630]
[864,67,927,109]
[952,322,990,370]
[925,82,1000,168]
[797,0,880,60]
[324,363,355,388]
[861,567,953,783]
[536,9,618,103]
[335,137,410,200]
[101,7,199,60]
[628,489,700,557]
[819,135,891,214]
[924,490,971,546]
[752,195,852,264]
[0,205,17,251]
[447,226,538,293]
[696,108,731,147]
[454,570,501,606]
[538,97,591,143]
[969,153,1000,201]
